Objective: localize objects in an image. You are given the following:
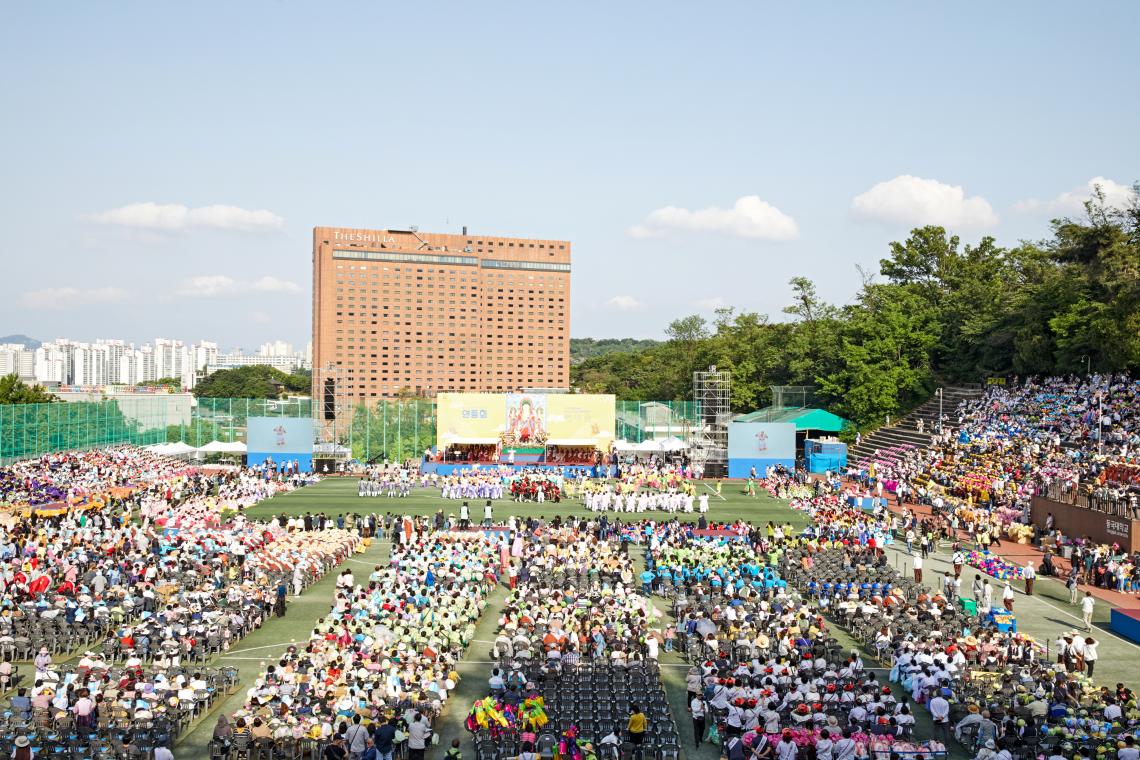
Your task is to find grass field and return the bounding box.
[163,477,1140,758]
[245,476,807,528]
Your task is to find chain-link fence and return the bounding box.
[346,400,437,464]
[3,396,698,465]
[615,401,697,443]
[0,400,168,465]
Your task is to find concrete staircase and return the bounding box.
[848,385,984,468]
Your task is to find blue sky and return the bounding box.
[1,1,1137,350]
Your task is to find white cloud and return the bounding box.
[252,276,302,294]
[176,275,301,298]
[606,296,646,312]
[851,175,998,229]
[177,275,242,297]
[1013,176,1135,215]
[19,286,130,310]
[248,311,272,324]
[627,224,666,239]
[693,297,725,310]
[78,201,284,233]
[629,195,800,241]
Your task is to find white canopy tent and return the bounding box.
[611,440,636,451]
[657,436,690,451]
[197,440,247,453]
[443,438,500,445]
[544,439,600,447]
[633,440,664,452]
[163,441,197,456]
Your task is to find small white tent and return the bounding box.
[163,441,197,456]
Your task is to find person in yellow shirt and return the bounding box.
[627,705,646,745]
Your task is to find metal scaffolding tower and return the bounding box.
[313,363,348,457]
[693,365,731,478]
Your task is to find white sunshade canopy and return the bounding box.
[657,436,690,450]
[163,441,197,455]
[633,440,664,452]
[445,438,500,445]
[544,439,599,446]
[198,440,247,453]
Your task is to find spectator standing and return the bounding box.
[1082,592,1096,631]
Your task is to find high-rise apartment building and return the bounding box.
[311,226,571,399]
[95,339,131,384]
[0,344,35,380]
[191,341,219,373]
[155,338,190,382]
[73,343,110,385]
[35,343,66,384]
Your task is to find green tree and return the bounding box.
[0,374,59,405]
[817,283,938,428]
[193,365,310,399]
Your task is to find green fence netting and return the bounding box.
[1,396,699,465]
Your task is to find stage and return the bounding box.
[420,461,619,478]
[1112,608,1140,644]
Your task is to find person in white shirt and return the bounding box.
[1117,736,1139,760]
[912,554,923,583]
[689,696,706,751]
[1082,592,1096,631]
[1083,636,1099,677]
[815,729,834,760]
[1105,700,1123,721]
[928,693,950,744]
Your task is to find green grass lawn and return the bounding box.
[245,476,810,529]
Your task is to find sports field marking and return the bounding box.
[702,483,727,500]
[225,642,302,655]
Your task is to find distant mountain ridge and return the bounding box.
[0,334,40,347]
[570,338,662,365]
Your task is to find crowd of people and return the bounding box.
[0,445,368,757]
[218,531,503,755]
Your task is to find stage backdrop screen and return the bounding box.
[727,422,796,478]
[247,417,315,472]
[437,393,616,450]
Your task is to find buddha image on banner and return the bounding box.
[505,393,547,444]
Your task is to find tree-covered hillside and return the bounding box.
[572,184,1140,432]
[569,338,663,364]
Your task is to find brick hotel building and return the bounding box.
[311,226,571,399]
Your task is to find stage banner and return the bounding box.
[437,393,615,449]
[247,417,315,472]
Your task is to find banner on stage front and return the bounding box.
[437,393,615,449]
